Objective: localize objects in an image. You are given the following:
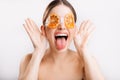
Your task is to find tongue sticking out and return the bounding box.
[56,37,67,50]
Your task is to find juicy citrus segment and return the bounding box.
[47,14,59,29]
[64,13,75,29]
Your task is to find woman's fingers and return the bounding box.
[28,18,40,32]
[25,18,34,33]
[87,25,95,41]
[31,19,39,30]
[79,21,86,34]
[85,21,95,44]
[88,23,95,34]
[84,20,92,31]
[79,20,94,34]
[25,18,40,33]
[23,18,41,42]
[77,20,95,46]
[23,18,47,50]
[23,23,33,41]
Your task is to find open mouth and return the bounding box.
[55,34,68,40]
[54,33,68,50]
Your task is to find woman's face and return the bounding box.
[44,5,76,52]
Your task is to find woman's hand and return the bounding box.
[74,20,104,80]
[19,18,47,80]
[23,18,47,53]
[74,20,95,51]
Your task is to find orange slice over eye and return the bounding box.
[65,13,75,29]
[48,14,59,29]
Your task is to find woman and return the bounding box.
[19,0,104,80]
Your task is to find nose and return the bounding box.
[57,17,66,30]
[57,24,66,30]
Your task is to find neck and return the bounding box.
[47,48,69,63]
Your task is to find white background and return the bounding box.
[0,0,120,80]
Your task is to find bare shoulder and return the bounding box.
[68,49,84,67]
[68,49,81,60]
[19,53,32,76]
[20,53,32,67]
[67,49,84,78]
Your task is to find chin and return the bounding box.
[56,47,68,53]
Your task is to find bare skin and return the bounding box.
[19,5,104,80]
[23,49,84,80]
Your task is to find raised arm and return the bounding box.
[18,18,47,80]
[74,20,104,80]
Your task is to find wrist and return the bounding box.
[34,47,46,52]
[77,45,87,52]
[32,48,45,58]
[34,48,41,52]
[77,46,91,57]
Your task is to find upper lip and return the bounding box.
[54,32,69,40]
[54,32,68,37]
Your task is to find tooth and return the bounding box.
[56,34,67,36]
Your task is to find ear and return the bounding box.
[40,25,46,36]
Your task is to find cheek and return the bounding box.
[45,29,55,41]
[69,29,76,38]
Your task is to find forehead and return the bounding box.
[49,5,73,17]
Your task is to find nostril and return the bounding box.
[57,25,66,30]
[58,27,65,30]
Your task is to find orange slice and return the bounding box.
[48,14,59,29]
[64,13,75,29]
